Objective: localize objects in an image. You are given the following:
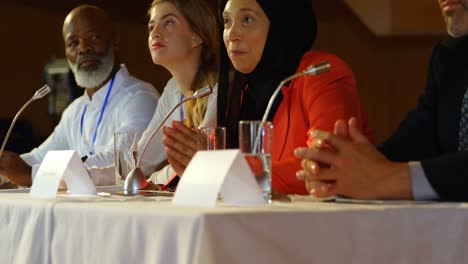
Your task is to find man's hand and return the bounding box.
[300,119,349,195]
[162,120,206,176]
[0,151,32,187]
[295,117,413,200]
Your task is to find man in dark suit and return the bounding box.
[294,0,468,201]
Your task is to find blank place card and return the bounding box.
[30,150,96,198]
[173,149,265,206]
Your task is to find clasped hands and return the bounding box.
[162,120,207,177]
[294,117,412,200]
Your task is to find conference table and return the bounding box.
[0,188,467,264]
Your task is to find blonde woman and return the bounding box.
[87,0,218,185]
[141,0,218,183]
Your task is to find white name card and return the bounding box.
[30,150,96,198]
[172,149,265,206]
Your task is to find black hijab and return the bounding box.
[217,0,317,147]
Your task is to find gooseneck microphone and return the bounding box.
[123,86,213,195]
[253,61,331,153]
[0,85,51,160]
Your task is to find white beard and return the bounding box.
[68,47,115,89]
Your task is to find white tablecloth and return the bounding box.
[0,191,467,264]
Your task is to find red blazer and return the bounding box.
[272,50,372,195]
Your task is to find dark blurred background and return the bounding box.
[0,0,444,153]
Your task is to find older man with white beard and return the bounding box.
[0,5,159,187]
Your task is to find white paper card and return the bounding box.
[173,149,265,206]
[30,150,96,198]
[219,151,266,205]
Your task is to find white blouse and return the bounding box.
[88,78,217,185]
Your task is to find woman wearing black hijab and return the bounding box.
[218,0,371,195]
[163,0,371,195]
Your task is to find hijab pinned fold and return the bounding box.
[218,0,317,147]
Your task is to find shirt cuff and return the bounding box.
[149,165,174,184]
[20,152,37,167]
[409,161,439,200]
[31,164,40,184]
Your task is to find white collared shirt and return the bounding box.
[21,65,159,170]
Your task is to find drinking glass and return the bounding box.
[114,131,140,186]
[201,127,226,150]
[239,121,273,203]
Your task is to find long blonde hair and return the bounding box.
[149,0,218,128]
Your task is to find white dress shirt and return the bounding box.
[87,78,217,185]
[21,65,159,179]
[409,161,439,200]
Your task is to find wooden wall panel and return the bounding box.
[345,0,446,35]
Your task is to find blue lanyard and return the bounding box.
[80,75,116,155]
[180,94,184,121]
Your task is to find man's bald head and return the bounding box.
[63,5,114,39]
[63,5,119,89]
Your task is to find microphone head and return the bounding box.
[32,85,51,100]
[305,61,331,76]
[191,86,212,99]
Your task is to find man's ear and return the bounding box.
[191,34,203,48]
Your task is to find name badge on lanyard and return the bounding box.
[80,75,116,155]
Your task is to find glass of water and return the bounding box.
[239,121,273,203]
[114,131,140,186]
[201,127,226,150]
